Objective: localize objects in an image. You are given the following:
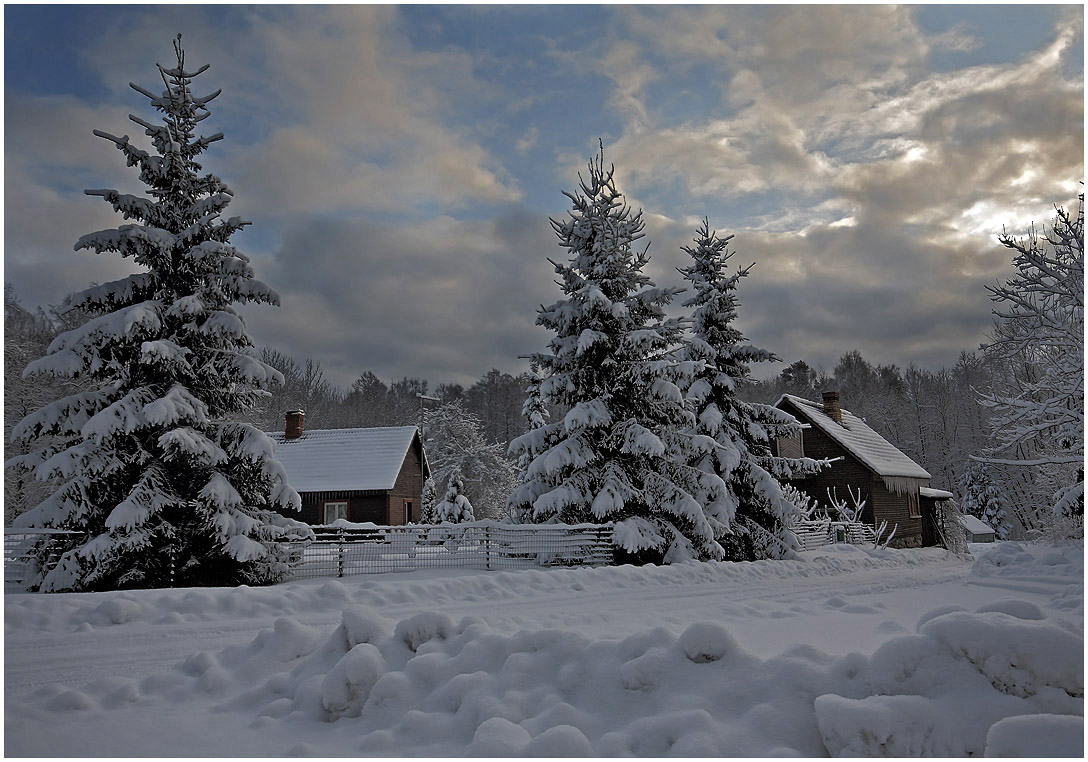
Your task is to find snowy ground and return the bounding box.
[5,541,1083,757]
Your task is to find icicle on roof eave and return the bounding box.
[882,475,928,496]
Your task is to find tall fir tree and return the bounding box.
[508,145,729,563]
[7,36,307,591]
[677,219,824,560]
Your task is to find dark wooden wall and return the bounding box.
[388,433,425,524]
[296,490,388,525]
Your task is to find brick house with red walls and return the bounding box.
[775,392,952,548]
[269,411,429,526]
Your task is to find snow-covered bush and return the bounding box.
[434,471,474,523]
[508,145,728,563]
[958,460,1012,539]
[782,484,825,522]
[6,37,307,590]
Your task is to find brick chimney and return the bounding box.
[822,391,843,424]
[285,409,305,439]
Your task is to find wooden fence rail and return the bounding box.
[4,522,616,591]
[787,520,879,551]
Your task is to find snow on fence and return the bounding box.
[286,521,615,580]
[789,520,832,551]
[788,520,878,551]
[4,529,81,592]
[4,523,614,591]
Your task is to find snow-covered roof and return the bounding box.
[959,514,995,535]
[775,394,931,487]
[268,426,422,493]
[920,487,954,500]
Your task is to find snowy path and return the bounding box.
[5,543,1082,757]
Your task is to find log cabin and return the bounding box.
[268,410,429,526]
[775,392,952,548]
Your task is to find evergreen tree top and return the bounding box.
[85,34,237,245]
[548,142,654,295]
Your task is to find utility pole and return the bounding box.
[416,393,440,521]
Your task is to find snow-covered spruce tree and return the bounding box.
[677,219,825,560]
[508,145,729,563]
[434,471,475,523]
[977,199,1083,527]
[7,37,307,591]
[958,460,1011,540]
[420,477,439,523]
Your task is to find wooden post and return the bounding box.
[485,525,492,571]
[337,528,344,578]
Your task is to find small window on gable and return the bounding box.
[907,491,921,519]
[777,431,804,459]
[324,500,348,524]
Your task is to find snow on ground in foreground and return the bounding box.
[5,542,1083,757]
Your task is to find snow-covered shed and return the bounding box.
[268,411,429,526]
[775,392,947,548]
[960,513,996,543]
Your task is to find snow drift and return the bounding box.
[6,543,1082,757]
[26,599,1079,757]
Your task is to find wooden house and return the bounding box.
[269,411,429,526]
[775,392,952,548]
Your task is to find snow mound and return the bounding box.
[146,603,1079,755]
[6,541,1081,756]
[975,598,1046,620]
[984,713,1084,757]
[816,694,942,756]
[321,643,385,719]
[394,611,456,652]
[677,621,740,663]
[816,604,1083,757]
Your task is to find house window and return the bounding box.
[403,500,414,523]
[907,491,921,519]
[323,501,348,524]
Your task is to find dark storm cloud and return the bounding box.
[244,208,559,388]
[4,5,1081,394]
[5,95,147,309]
[719,219,1014,377]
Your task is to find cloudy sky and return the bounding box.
[5,5,1083,389]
